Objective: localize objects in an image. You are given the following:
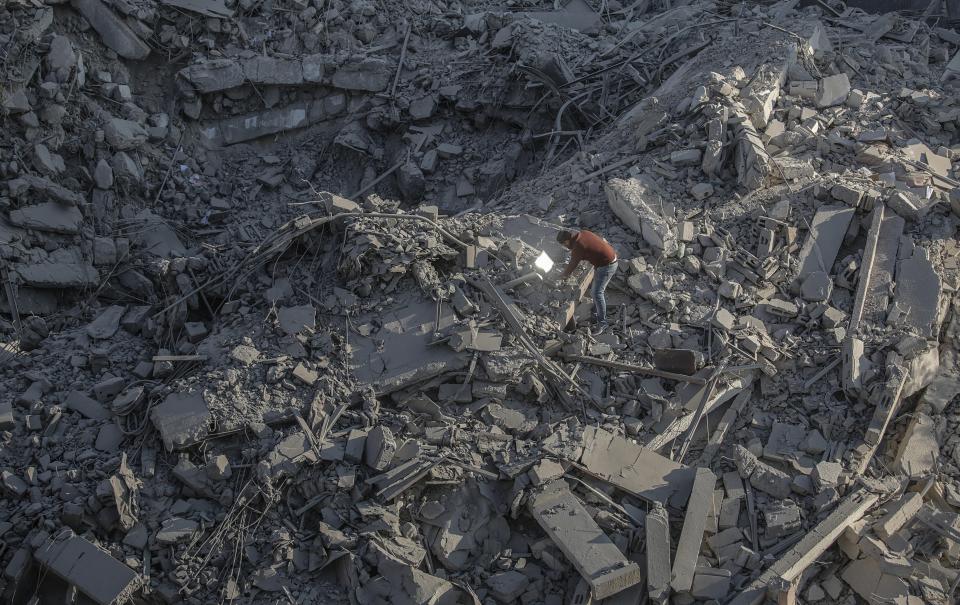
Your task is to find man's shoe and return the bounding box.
[593,322,608,336]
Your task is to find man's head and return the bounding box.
[556,230,576,249]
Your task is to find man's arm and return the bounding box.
[560,248,583,278]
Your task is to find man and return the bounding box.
[556,229,618,334]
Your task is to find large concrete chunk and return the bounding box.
[646,504,671,604]
[731,113,772,189]
[529,481,642,600]
[579,426,695,506]
[893,413,939,477]
[741,61,786,128]
[71,0,150,60]
[728,490,879,605]
[815,73,850,108]
[210,102,320,145]
[332,57,392,91]
[34,531,144,604]
[9,203,83,234]
[671,468,716,593]
[795,205,855,281]
[605,177,678,256]
[850,204,904,332]
[13,262,99,288]
[894,248,941,337]
[178,59,244,93]
[242,56,304,86]
[150,391,210,451]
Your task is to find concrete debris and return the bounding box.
[0,1,959,603]
[34,530,144,604]
[529,481,642,600]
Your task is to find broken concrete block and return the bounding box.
[841,556,909,604]
[242,56,303,85]
[646,503,671,604]
[529,481,642,600]
[103,118,148,150]
[690,183,713,200]
[831,183,863,206]
[529,459,565,485]
[34,530,144,604]
[150,391,210,451]
[672,468,716,593]
[691,569,731,601]
[364,425,396,471]
[70,0,150,60]
[156,517,199,544]
[671,149,702,166]
[873,491,923,540]
[812,461,842,491]
[731,114,772,189]
[331,57,392,91]
[177,59,244,93]
[9,203,83,235]
[795,205,855,282]
[653,349,698,375]
[1,470,27,496]
[815,73,850,108]
[894,248,941,338]
[291,363,318,386]
[578,426,695,505]
[486,570,529,602]
[0,399,13,430]
[64,391,110,420]
[893,413,938,478]
[605,177,677,256]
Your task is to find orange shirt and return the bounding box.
[561,230,617,277]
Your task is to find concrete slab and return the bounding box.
[348,298,470,395]
[34,531,144,605]
[850,204,903,332]
[727,490,879,605]
[671,468,716,593]
[150,391,210,451]
[579,426,695,506]
[646,504,671,604]
[894,248,941,338]
[795,205,854,281]
[529,481,642,600]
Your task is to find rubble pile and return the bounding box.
[2,0,960,604]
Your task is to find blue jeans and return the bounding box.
[592,261,617,325]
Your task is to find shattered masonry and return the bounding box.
[2,0,960,604]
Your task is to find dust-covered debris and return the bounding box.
[1,0,960,603]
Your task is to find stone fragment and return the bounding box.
[815,73,850,108]
[103,119,148,150]
[34,531,144,604]
[94,159,114,189]
[529,481,642,600]
[86,305,126,339]
[156,517,199,544]
[65,391,110,420]
[365,426,396,471]
[150,391,210,451]
[9,203,83,235]
[71,0,150,59]
[605,177,677,256]
[893,413,938,477]
[242,56,303,85]
[178,59,245,93]
[486,570,529,602]
[332,57,392,91]
[672,468,716,593]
